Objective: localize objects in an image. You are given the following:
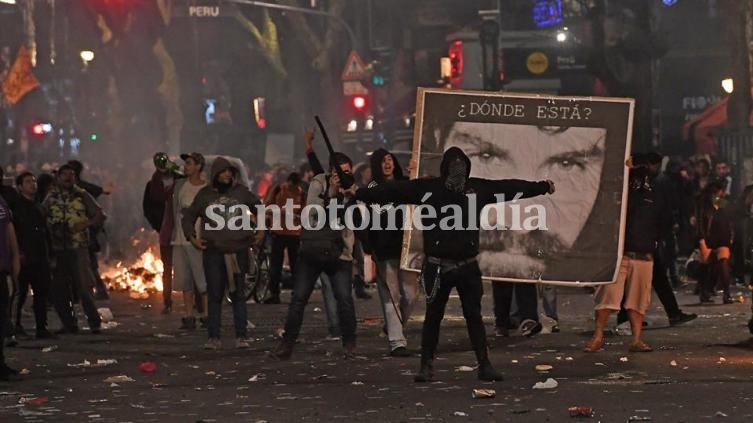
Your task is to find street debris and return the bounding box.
[154,333,174,338]
[715,411,728,418]
[472,389,496,399]
[68,359,118,368]
[19,396,50,406]
[568,406,594,417]
[139,362,157,373]
[620,357,629,362]
[42,345,58,352]
[627,416,651,421]
[670,360,678,367]
[453,411,468,417]
[535,364,553,372]
[532,378,558,389]
[351,381,364,385]
[98,307,114,322]
[103,375,135,383]
[19,368,31,375]
[248,374,259,382]
[455,365,476,372]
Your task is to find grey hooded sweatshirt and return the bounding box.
[182,156,260,253]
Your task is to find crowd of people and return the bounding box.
[2,132,753,383]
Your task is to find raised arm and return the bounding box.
[475,178,554,206]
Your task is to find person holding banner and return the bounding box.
[584,162,662,353]
[356,147,554,382]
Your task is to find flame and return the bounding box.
[101,248,164,299]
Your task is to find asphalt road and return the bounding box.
[1,281,752,423]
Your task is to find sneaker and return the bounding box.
[263,296,281,304]
[550,323,560,333]
[414,360,434,383]
[268,342,293,360]
[180,317,197,330]
[669,312,697,326]
[55,326,79,335]
[494,326,509,337]
[477,363,504,382]
[519,319,542,337]
[389,346,411,357]
[35,329,57,340]
[355,289,372,300]
[235,338,250,349]
[203,338,221,350]
[0,366,21,382]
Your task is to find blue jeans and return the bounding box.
[203,249,248,339]
[283,256,356,346]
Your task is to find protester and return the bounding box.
[43,164,105,334]
[0,195,21,381]
[11,172,55,339]
[182,156,260,350]
[269,152,359,360]
[357,147,554,382]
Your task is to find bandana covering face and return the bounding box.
[445,159,468,193]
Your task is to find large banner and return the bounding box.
[402,88,634,285]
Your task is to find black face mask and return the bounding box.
[445,160,467,193]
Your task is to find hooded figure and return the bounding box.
[182,156,260,253]
[357,147,554,383]
[181,156,261,349]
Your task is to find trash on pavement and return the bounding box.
[568,406,594,417]
[42,345,58,352]
[103,375,135,383]
[620,357,629,362]
[154,333,174,338]
[98,307,114,322]
[472,389,496,399]
[453,411,468,417]
[670,360,677,367]
[715,411,728,417]
[19,368,31,375]
[535,364,553,372]
[20,396,49,406]
[455,365,476,372]
[532,378,558,389]
[139,362,157,373]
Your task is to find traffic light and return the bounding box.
[352,95,367,113]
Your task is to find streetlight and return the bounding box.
[80,50,94,64]
[721,78,734,94]
[556,31,567,43]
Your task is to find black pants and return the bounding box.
[702,255,731,297]
[269,234,299,297]
[51,249,102,330]
[0,272,9,364]
[492,282,539,328]
[420,262,489,365]
[14,261,51,331]
[89,249,108,295]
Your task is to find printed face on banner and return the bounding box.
[403,89,633,284]
[445,122,607,279]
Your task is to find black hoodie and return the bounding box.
[362,149,407,261]
[356,147,551,261]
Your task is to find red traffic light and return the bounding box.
[352,95,367,112]
[31,122,52,136]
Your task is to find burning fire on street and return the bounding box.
[101,229,164,299]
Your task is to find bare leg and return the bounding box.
[584,309,612,352]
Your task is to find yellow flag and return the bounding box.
[2,46,40,105]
